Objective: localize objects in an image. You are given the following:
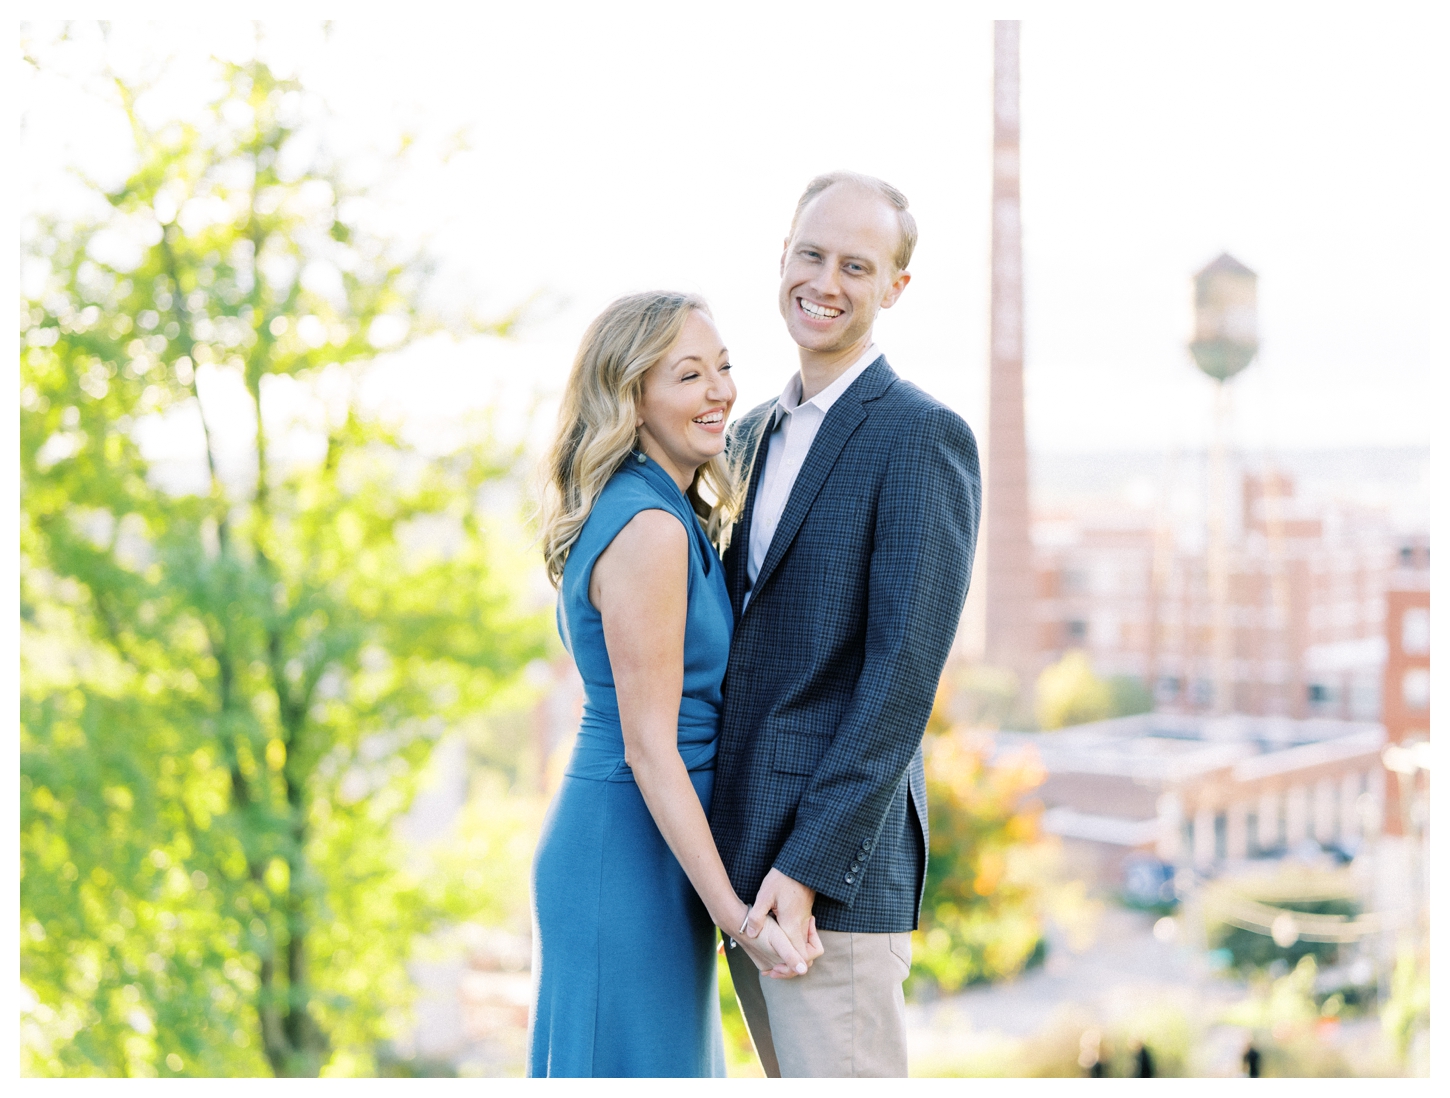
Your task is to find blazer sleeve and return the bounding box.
[770,403,981,905]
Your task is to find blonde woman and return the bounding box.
[529,292,817,1078]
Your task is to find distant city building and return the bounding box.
[1035,470,1419,721]
[1010,713,1386,885]
[1379,544,1430,836]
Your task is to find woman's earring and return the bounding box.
[635,450,647,464]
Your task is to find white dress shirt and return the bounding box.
[744,345,880,606]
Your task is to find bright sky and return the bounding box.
[18,3,1448,459]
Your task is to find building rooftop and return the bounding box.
[997,712,1383,787]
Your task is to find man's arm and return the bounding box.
[767,404,981,907]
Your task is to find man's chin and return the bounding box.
[786,322,850,355]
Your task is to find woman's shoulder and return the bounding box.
[573,465,685,558]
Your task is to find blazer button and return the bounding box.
[845,875,854,884]
[850,863,860,873]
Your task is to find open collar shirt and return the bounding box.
[744,344,880,606]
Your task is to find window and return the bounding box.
[1307,682,1332,704]
[1066,619,1088,643]
[1402,607,1430,655]
[1402,668,1430,711]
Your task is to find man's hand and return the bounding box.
[745,868,824,975]
[736,914,814,979]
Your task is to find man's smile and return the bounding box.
[798,297,843,320]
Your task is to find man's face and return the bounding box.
[778,184,911,359]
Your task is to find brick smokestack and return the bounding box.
[983,20,1038,696]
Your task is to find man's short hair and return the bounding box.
[788,170,918,273]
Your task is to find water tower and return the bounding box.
[1189,253,1258,715]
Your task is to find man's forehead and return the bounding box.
[794,185,899,248]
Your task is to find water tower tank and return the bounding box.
[1189,253,1259,381]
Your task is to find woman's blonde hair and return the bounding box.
[538,291,746,587]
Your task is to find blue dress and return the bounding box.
[528,454,732,1078]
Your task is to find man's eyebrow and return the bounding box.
[794,240,876,266]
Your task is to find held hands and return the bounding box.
[736,912,821,979]
[741,868,824,978]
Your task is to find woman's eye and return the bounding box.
[721,362,732,372]
[681,372,700,382]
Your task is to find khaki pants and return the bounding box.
[725,928,912,1077]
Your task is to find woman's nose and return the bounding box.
[706,372,734,402]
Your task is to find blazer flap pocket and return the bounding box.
[772,732,832,776]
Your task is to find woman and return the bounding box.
[529,292,817,1077]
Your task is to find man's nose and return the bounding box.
[809,262,842,297]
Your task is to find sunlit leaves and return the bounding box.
[21,50,547,1078]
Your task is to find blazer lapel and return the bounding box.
[725,404,775,618]
[747,358,895,609]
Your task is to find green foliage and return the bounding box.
[1201,870,1358,974]
[910,686,1049,993]
[1106,674,1153,718]
[20,54,548,1077]
[1380,943,1429,1063]
[716,952,764,1078]
[1034,650,1113,730]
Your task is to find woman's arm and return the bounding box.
[592,509,810,977]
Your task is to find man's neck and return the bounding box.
[797,335,875,403]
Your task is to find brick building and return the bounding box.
[1013,713,1387,884]
[1035,470,1420,721]
[1379,545,1430,836]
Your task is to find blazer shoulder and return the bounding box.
[876,377,973,437]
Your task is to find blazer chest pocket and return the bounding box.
[772,732,831,776]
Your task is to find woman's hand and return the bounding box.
[737,915,821,979]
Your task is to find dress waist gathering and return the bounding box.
[565,694,720,781]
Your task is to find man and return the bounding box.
[710,170,981,1077]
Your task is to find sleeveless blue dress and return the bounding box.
[528,455,731,1078]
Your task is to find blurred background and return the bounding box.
[18,7,1438,1078]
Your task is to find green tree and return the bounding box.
[1034,650,1113,730]
[20,55,548,1076]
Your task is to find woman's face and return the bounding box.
[636,310,736,487]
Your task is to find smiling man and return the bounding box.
[710,172,982,1077]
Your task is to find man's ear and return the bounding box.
[779,236,791,276]
[880,270,912,310]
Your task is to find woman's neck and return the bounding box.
[637,441,697,492]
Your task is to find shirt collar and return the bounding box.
[771,344,880,428]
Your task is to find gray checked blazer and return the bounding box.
[708,355,981,934]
